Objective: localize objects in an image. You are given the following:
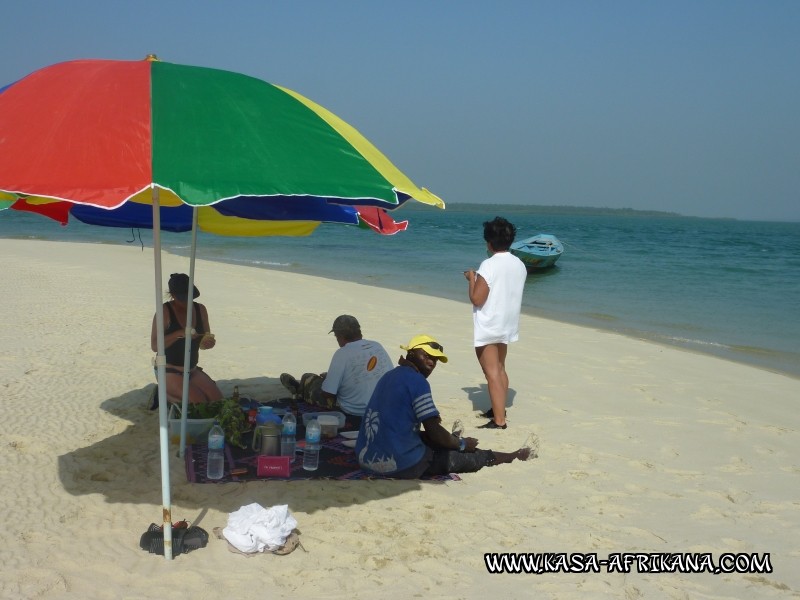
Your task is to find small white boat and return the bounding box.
[510,234,564,271]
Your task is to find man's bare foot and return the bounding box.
[518,433,540,460]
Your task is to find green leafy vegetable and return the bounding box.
[187,396,250,448]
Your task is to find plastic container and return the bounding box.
[302,418,321,471]
[206,421,225,480]
[168,404,214,445]
[317,414,339,439]
[302,411,346,428]
[281,412,297,464]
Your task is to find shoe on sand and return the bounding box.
[139,523,208,556]
[477,420,507,430]
[477,408,507,419]
[148,385,159,411]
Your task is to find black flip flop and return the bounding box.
[139,523,209,556]
[477,420,507,430]
[477,408,507,419]
[148,385,159,411]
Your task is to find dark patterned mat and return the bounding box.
[184,400,460,483]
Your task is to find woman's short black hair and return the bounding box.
[482,217,517,251]
[168,273,200,299]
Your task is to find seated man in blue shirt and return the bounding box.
[355,334,535,479]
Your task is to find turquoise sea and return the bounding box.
[2,203,798,378]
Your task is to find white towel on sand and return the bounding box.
[222,503,298,553]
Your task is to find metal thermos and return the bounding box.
[252,421,281,456]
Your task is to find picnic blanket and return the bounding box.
[184,400,461,483]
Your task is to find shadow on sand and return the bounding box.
[57,377,424,516]
[461,383,516,414]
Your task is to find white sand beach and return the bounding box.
[0,238,797,599]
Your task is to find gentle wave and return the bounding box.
[667,336,731,349]
[225,257,292,268]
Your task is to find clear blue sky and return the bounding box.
[4,1,799,221]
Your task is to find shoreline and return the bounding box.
[1,237,798,598]
[184,249,800,381]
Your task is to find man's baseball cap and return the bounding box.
[329,315,361,337]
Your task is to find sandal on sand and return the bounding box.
[147,385,159,411]
[180,525,210,554]
[477,408,507,419]
[477,420,507,430]
[212,527,304,556]
[139,523,209,556]
[280,373,301,397]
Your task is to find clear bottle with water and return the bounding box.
[281,412,297,464]
[302,418,321,471]
[206,420,225,480]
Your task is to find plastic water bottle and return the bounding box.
[302,418,321,471]
[281,412,297,464]
[206,420,225,480]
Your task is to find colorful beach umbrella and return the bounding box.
[0,57,442,211]
[0,56,442,559]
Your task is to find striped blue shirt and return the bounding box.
[356,365,440,474]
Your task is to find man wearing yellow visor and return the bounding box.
[355,335,535,478]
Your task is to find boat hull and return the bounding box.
[511,252,561,271]
[509,234,563,272]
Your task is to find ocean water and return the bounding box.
[2,203,798,378]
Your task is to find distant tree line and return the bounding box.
[402,202,685,218]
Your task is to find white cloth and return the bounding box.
[222,503,298,553]
[473,251,527,346]
[321,339,393,416]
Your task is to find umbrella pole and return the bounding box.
[178,208,199,458]
[152,188,174,560]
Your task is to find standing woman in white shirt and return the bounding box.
[464,217,528,429]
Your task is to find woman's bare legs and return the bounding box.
[475,343,509,426]
[166,370,224,404]
[192,369,224,402]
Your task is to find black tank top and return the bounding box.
[164,302,206,368]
